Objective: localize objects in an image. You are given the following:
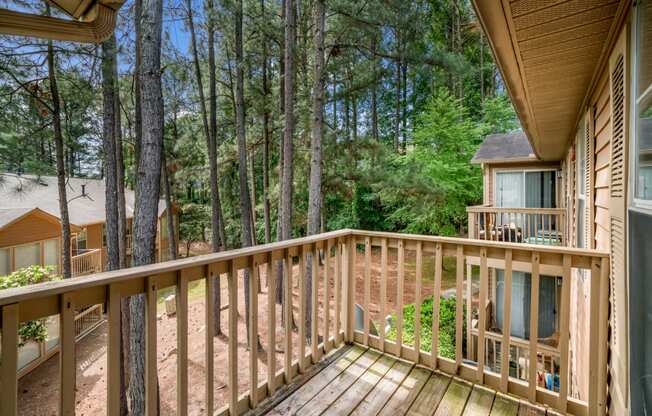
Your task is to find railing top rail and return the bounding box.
[466,206,566,214]
[72,248,102,259]
[0,229,352,307]
[350,229,609,258]
[0,228,607,307]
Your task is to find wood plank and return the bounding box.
[500,250,513,393]
[517,400,545,416]
[364,237,372,346]
[414,241,423,355]
[267,346,367,416]
[1,303,19,416]
[298,348,381,416]
[205,267,215,414]
[377,366,431,416]
[397,240,405,354]
[489,393,519,416]
[311,245,319,362]
[146,276,159,415]
[177,271,189,416]
[267,257,277,395]
[323,353,396,415]
[406,371,451,416]
[284,253,293,383]
[557,255,571,412]
[323,240,331,354]
[59,292,76,416]
[299,248,307,372]
[455,245,464,370]
[528,253,540,402]
[334,240,342,344]
[379,238,388,352]
[461,385,495,416]
[106,285,121,416]
[433,379,472,416]
[250,261,260,408]
[477,248,488,383]
[228,261,238,415]
[432,243,443,367]
[350,358,413,416]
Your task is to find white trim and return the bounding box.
[493,168,558,209]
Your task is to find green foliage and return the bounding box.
[179,203,211,248]
[0,266,59,346]
[387,295,465,360]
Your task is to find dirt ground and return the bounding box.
[16,245,472,415]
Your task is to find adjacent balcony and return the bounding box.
[467,206,567,246]
[0,229,608,415]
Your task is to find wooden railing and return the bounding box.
[0,229,608,416]
[467,206,567,246]
[71,248,104,277]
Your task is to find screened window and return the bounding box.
[44,239,59,268]
[635,0,652,202]
[77,229,87,250]
[14,243,40,270]
[0,248,9,276]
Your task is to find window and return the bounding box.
[77,229,87,250]
[0,248,9,276]
[44,239,59,268]
[14,243,40,270]
[495,170,556,209]
[634,0,652,203]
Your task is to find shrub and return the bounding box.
[0,266,59,346]
[386,295,466,360]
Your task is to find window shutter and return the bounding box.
[586,113,594,249]
[607,31,628,413]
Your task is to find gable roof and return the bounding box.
[472,131,537,164]
[0,174,166,227]
[0,207,81,232]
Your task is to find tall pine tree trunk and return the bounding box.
[261,0,271,245]
[161,145,177,260]
[129,0,164,412]
[46,13,71,280]
[371,35,379,141]
[306,0,325,343]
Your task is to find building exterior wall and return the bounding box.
[0,213,61,249]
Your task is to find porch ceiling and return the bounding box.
[472,0,628,161]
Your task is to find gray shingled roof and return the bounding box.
[0,207,33,229]
[0,174,166,226]
[471,131,537,164]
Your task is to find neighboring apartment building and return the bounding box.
[0,174,179,277]
[472,0,651,413]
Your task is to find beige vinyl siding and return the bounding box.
[593,74,612,251]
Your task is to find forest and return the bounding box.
[0,0,520,413]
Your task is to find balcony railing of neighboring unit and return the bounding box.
[0,229,608,416]
[467,205,567,246]
[71,248,104,277]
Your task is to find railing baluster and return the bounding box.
[588,257,604,415]
[528,252,540,402]
[228,260,238,415]
[431,242,442,368]
[363,237,371,346]
[396,239,404,357]
[177,271,189,416]
[283,251,292,383]
[346,236,356,343]
[298,246,307,372]
[466,262,473,362]
[455,245,464,371]
[266,254,276,395]
[380,238,388,353]
[597,257,610,414]
[205,267,215,414]
[334,240,342,344]
[558,255,571,412]
[323,240,331,353]
[250,259,259,408]
[311,244,319,363]
[146,276,158,416]
[59,293,76,415]
[500,249,513,393]
[477,247,488,383]
[414,241,422,356]
[107,285,121,416]
[1,303,19,416]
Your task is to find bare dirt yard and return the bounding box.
[17,245,472,415]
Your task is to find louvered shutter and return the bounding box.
[586,113,594,248]
[607,31,628,414]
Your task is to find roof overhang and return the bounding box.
[471,157,540,165]
[0,207,81,233]
[0,0,124,43]
[472,0,630,161]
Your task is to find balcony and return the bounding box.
[0,229,608,415]
[467,206,567,246]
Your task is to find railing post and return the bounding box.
[343,235,355,343]
[468,211,476,239]
[1,303,19,416]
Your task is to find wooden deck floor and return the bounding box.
[261,345,563,416]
